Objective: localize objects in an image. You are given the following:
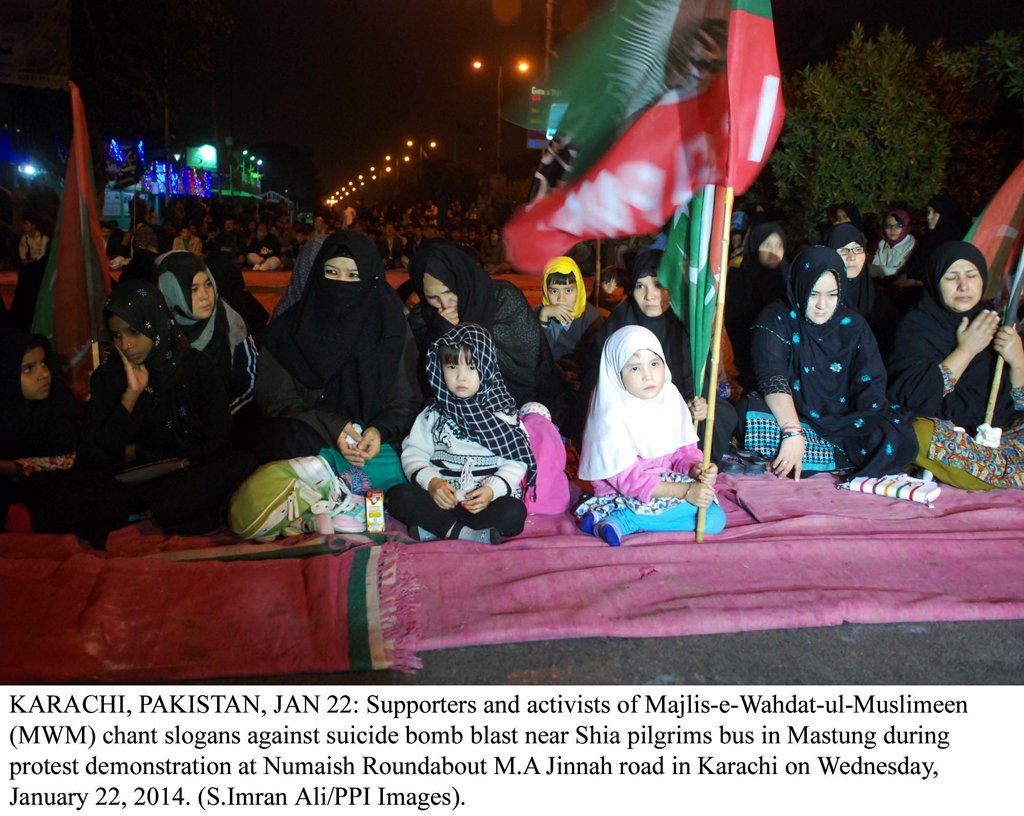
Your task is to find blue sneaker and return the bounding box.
[579,511,598,535]
[595,520,623,547]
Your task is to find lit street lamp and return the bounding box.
[472,58,531,172]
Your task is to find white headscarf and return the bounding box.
[579,325,697,481]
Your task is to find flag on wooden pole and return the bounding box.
[504,0,784,274]
[32,81,113,400]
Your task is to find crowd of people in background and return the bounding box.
[2,180,1022,548]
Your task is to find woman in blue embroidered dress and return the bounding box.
[742,246,918,479]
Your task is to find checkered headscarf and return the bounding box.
[426,323,536,485]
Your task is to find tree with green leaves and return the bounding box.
[770,25,949,240]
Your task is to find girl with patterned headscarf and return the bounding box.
[78,281,255,535]
[742,246,917,480]
[387,323,533,545]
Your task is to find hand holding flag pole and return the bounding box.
[981,249,1024,432]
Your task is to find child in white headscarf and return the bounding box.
[577,325,724,545]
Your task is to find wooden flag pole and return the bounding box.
[696,186,734,543]
[983,249,1024,427]
[594,238,602,306]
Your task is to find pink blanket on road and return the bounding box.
[399,474,1024,651]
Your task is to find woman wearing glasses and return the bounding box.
[870,210,916,281]
[826,223,899,356]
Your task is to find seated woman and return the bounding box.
[870,209,916,281]
[725,220,789,393]
[887,241,1024,489]
[825,222,899,356]
[254,230,422,490]
[583,250,737,461]
[78,283,255,536]
[742,246,918,479]
[155,251,259,417]
[408,240,560,413]
[246,222,282,270]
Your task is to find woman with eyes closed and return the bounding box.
[254,230,422,489]
[887,241,1024,489]
[742,246,917,480]
[407,240,559,413]
[78,283,255,536]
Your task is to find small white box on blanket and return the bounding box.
[838,473,941,506]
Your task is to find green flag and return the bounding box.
[657,186,717,397]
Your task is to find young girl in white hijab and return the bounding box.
[577,325,724,545]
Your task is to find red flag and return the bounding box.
[503,0,784,274]
[964,158,1024,302]
[32,81,113,400]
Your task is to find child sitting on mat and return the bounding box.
[386,324,535,545]
[576,325,724,545]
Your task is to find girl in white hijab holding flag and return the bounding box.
[576,325,724,545]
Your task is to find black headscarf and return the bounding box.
[104,280,187,389]
[0,328,78,459]
[907,194,966,282]
[833,201,863,230]
[598,249,694,397]
[752,246,916,477]
[408,241,496,342]
[261,230,408,422]
[888,240,1014,429]
[826,222,875,317]
[726,220,789,389]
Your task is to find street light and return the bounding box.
[472,58,531,172]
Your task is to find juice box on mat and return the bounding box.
[364,489,385,532]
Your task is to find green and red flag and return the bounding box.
[32,81,113,400]
[657,184,720,395]
[503,0,784,274]
[964,158,1024,305]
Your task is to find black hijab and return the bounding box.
[726,220,788,389]
[599,249,694,397]
[826,222,875,317]
[755,246,887,417]
[888,240,1014,429]
[104,280,187,390]
[261,230,408,422]
[0,328,78,459]
[833,201,863,230]
[408,240,497,342]
[753,247,915,476]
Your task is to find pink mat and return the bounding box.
[397,474,1024,651]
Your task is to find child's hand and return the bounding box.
[684,481,715,508]
[540,303,574,325]
[688,397,707,421]
[690,462,718,485]
[428,477,458,509]
[461,484,494,514]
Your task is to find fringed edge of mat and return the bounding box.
[371,543,423,673]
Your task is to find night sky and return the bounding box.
[222,0,1023,194]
